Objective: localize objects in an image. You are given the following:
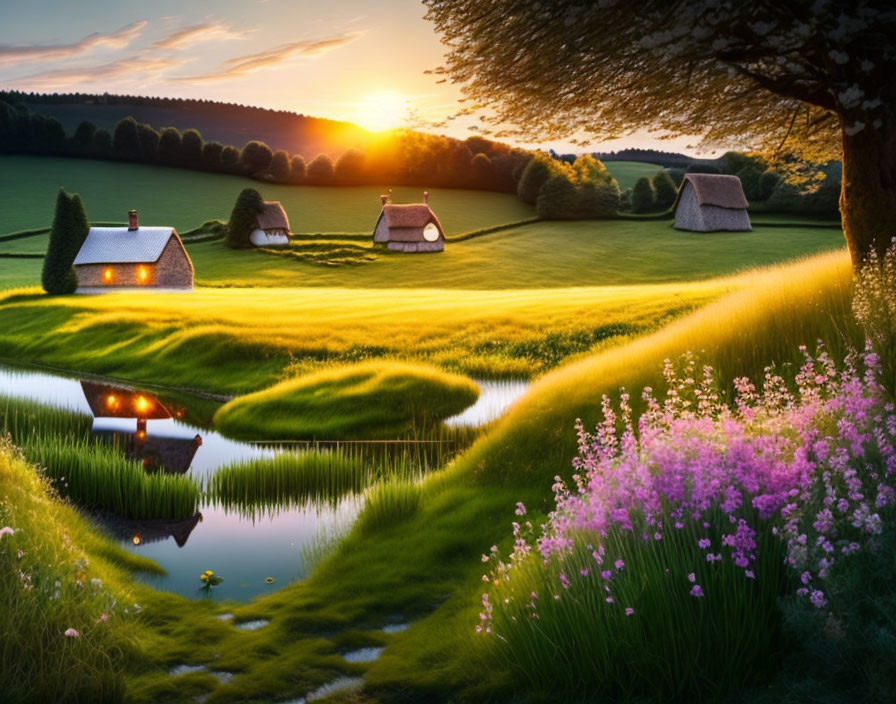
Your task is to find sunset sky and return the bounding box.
[0,0,708,154]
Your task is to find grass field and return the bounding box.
[0,156,534,236]
[0,280,727,391]
[186,219,845,289]
[0,218,845,291]
[603,160,662,190]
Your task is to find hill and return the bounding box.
[3,91,382,159]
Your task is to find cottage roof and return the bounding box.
[673,174,750,210]
[256,201,290,231]
[377,204,444,242]
[73,226,178,265]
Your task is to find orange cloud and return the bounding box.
[179,30,365,83]
[0,21,147,66]
[153,23,249,50]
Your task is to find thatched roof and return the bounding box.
[74,227,178,265]
[256,201,290,231]
[81,381,171,420]
[377,204,444,242]
[673,174,750,210]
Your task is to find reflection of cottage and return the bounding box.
[373,192,445,253]
[672,174,752,232]
[81,381,171,420]
[73,210,194,291]
[95,512,202,548]
[250,201,291,247]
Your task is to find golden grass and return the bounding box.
[0,279,729,392]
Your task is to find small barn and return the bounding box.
[250,201,291,247]
[73,210,193,291]
[372,192,445,253]
[672,174,752,232]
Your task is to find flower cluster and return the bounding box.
[479,344,896,632]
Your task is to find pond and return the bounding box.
[0,365,529,601]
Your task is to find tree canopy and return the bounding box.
[424,0,896,262]
[42,188,89,295]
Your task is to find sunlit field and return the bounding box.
[0,278,728,391]
[601,160,661,190]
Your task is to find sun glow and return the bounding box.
[355,91,409,132]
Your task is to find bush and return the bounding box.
[226,187,264,249]
[111,117,140,159]
[306,153,334,183]
[737,166,763,202]
[472,152,495,186]
[220,144,240,172]
[92,128,111,155]
[535,174,579,219]
[157,127,182,165]
[765,163,841,216]
[517,155,553,204]
[631,175,656,213]
[577,181,620,218]
[239,140,273,176]
[135,122,159,161]
[71,121,96,150]
[202,141,224,170]
[758,170,782,201]
[289,154,306,183]
[41,188,89,295]
[651,170,678,210]
[180,128,203,166]
[686,163,721,174]
[213,360,480,440]
[269,149,290,181]
[334,148,366,183]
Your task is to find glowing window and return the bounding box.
[138,266,148,282]
[135,396,151,413]
[103,268,113,282]
[423,223,440,242]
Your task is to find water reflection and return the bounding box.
[93,512,203,548]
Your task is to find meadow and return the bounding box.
[0,155,534,235]
[599,160,661,190]
[0,279,730,392]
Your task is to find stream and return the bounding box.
[0,365,529,601]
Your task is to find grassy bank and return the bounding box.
[214,361,480,440]
[0,280,725,392]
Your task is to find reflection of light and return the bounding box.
[138,266,148,283]
[103,268,113,282]
[106,394,117,407]
[135,396,150,413]
[132,535,141,545]
[137,430,146,440]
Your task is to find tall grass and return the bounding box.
[486,522,786,700]
[0,394,92,445]
[0,442,145,702]
[23,435,200,521]
[355,476,423,535]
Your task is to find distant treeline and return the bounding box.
[589,148,699,169]
[0,94,533,193]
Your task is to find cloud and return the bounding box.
[12,55,183,91]
[153,23,249,50]
[0,21,147,66]
[179,30,364,82]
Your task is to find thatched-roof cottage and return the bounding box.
[249,201,291,247]
[73,210,193,291]
[373,192,445,253]
[673,174,752,232]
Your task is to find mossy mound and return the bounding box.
[213,361,480,440]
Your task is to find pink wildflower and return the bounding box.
[64,628,79,638]
[625,607,634,616]
[690,584,705,598]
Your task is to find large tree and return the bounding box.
[42,188,89,295]
[424,0,896,264]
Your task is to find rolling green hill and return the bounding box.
[603,160,662,190]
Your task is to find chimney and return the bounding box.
[423,191,430,205]
[380,194,389,206]
[128,209,138,231]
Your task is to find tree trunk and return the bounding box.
[840,116,896,266]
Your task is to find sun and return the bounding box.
[355,91,409,132]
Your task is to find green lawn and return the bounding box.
[0,156,534,235]
[181,219,844,289]
[603,160,662,190]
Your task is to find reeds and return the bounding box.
[0,394,92,446]
[23,435,200,520]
